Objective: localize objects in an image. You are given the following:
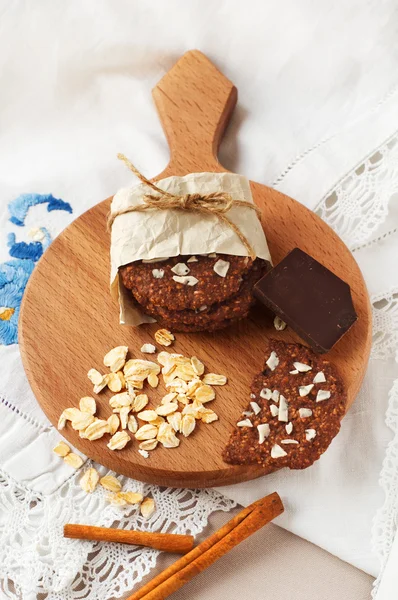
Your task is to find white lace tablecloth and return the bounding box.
[1,2,398,599]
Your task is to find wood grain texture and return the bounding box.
[19,50,372,488]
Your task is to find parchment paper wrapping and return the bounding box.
[110,172,272,326]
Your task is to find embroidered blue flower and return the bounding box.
[7,233,43,262]
[8,193,72,227]
[0,193,73,345]
[0,259,35,345]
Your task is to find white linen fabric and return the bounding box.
[1,1,398,598]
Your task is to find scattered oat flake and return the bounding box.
[140,497,156,518]
[293,362,312,372]
[281,439,299,445]
[161,392,178,404]
[88,368,104,386]
[187,256,198,263]
[157,422,180,448]
[139,449,149,459]
[120,406,131,429]
[200,409,218,424]
[124,359,160,379]
[120,491,144,504]
[131,394,149,412]
[305,429,317,441]
[108,430,130,450]
[71,412,95,431]
[289,370,299,375]
[79,397,96,415]
[154,329,175,347]
[181,414,196,437]
[208,253,217,258]
[273,316,287,331]
[171,263,190,276]
[80,468,99,493]
[237,418,253,427]
[167,411,182,432]
[285,422,293,434]
[316,390,331,402]
[116,371,126,388]
[104,346,128,373]
[107,372,123,393]
[135,423,158,440]
[157,351,172,365]
[139,439,158,451]
[313,371,326,383]
[107,493,127,506]
[100,475,122,492]
[53,441,71,457]
[141,343,156,354]
[299,408,313,418]
[156,402,178,416]
[213,259,230,277]
[85,419,111,440]
[266,351,279,371]
[107,414,120,435]
[191,356,205,376]
[58,407,81,430]
[195,384,215,403]
[109,392,132,408]
[152,269,164,279]
[250,401,261,415]
[257,423,270,444]
[173,275,199,286]
[64,453,84,469]
[128,415,138,434]
[299,384,314,397]
[271,444,287,458]
[93,374,109,394]
[148,373,159,388]
[202,373,227,386]
[137,410,159,422]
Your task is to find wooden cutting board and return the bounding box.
[19,50,372,488]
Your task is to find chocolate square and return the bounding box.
[253,248,357,353]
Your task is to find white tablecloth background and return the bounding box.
[1,2,398,598]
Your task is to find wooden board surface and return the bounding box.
[19,51,372,488]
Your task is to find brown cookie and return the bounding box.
[120,255,257,311]
[223,340,346,473]
[138,259,267,331]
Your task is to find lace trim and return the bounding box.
[273,85,398,188]
[0,395,51,433]
[371,289,398,361]
[372,378,398,597]
[316,130,398,247]
[0,463,236,599]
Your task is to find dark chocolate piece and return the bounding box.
[253,248,357,353]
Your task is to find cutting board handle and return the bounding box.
[152,50,237,175]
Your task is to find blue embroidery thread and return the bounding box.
[0,193,73,345]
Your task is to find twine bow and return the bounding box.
[108,153,261,259]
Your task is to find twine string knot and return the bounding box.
[108,153,261,259]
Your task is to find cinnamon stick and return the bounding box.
[126,492,283,600]
[64,524,194,554]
